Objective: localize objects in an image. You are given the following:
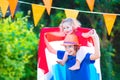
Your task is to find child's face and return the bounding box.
[62,23,73,34]
[64,45,76,55]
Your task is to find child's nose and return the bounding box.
[65,47,69,51]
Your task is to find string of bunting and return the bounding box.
[18,1,120,16]
[0,0,119,35]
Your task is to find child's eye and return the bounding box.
[64,45,67,48]
[65,46,71,48]
[65,45,74,49]
[68,45,74,48]
[63,27,66,30]
[67,27,69,29]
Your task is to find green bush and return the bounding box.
[0,12,38,80]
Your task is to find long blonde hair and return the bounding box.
[59,18,81,32]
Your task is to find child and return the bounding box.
[44,33,100,80]
[53,18,97,70]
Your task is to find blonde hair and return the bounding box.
[59,18,81,32]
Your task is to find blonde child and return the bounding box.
[55,18,98,70]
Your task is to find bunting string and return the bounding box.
[18,1,120,16]
[19,1,31,5]
[0,0,118,35]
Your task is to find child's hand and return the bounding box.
[89,29,94,36]
[82,29,95,38]
[90,29,99,41]
[56,60,64,66]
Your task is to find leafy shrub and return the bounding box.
[0,12,38,80]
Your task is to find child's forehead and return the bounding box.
[62,23,72,27]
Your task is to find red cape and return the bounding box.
[38,27,64,74]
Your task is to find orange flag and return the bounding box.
[32,4,45,26]
[64,9,79,19]
[103,14,117,35]
[42,0,52,15]
[0,0,9,17]
[86,0,95,11]
[8,0,18,17]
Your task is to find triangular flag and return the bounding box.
[0,0,9,17]
[42,0,52,15]
[64,9,79,19]
[86,0,95,11]
[8,0,18,17]
[103,14,117,35]
[32,4,45,26]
